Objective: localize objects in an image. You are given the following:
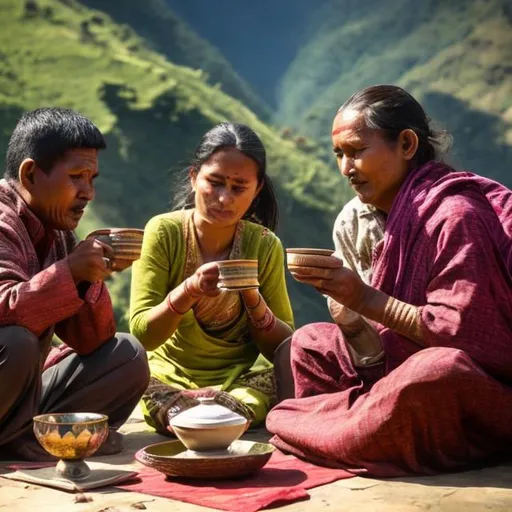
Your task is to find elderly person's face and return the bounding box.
[22,148,98,230]
[332,109,414,213]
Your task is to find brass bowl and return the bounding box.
[286,248,334,257]
[86,228,144,241]
[33,413,109,480]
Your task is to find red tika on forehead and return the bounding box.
[332,109,365,137]
[332,126,365,139]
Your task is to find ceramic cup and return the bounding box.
[217,259,259,291]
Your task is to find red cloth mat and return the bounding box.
[116,450,354,512]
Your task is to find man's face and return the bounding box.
[29,148,99,230]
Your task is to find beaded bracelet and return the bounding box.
[249,307,276,332]
[262,313,277,332]
[166,292,187,316]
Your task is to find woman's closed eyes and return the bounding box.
[207,179,247,194]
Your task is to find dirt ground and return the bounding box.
[1,407,512,512]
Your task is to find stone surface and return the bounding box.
[1,407,512,511]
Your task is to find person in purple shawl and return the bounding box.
[267,85,512,476]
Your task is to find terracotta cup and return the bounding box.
[285,248,341,272]
[86,228,144,271]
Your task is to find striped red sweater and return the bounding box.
[0,179,115,366]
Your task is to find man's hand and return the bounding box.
[67,238,115,284]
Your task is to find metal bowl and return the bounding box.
[33,413,109,480]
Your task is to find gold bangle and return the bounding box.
[383,296,423,342]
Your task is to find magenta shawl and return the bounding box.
[372,162,512,378]
[266,162,512,475]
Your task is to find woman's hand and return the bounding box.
[186,261,221,298]
[290,261,374,314]
[140,263,221,350]
[292,260,423,345]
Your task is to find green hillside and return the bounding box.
[277,0,512,185]
[0,0,353,329]
[80,0,271,120]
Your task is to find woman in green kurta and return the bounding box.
[130,123,294,434]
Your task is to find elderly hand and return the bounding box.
[67,238,115,284]
[327,296,361,325]
[185,261,221,298]
[290,258,373,313]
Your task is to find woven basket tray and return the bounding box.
[136,439,274,480]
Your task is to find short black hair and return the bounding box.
[4,107,106,181]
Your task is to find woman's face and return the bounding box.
[332,108,410,213]
[191,148,261,228]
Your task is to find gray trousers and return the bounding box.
[0,326,150,460]
[273,336,295,403]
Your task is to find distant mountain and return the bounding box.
[81,0,271,120]
[277,0,512,185]
[165,0,321,106]
[0,0,352,328]
[159,0,511,186]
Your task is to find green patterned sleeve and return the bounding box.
[258,232,295,330]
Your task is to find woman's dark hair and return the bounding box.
[5,107,106,181]
[339,85,452,166]
[173,122,279,231]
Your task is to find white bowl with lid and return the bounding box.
[169,398,249,452]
